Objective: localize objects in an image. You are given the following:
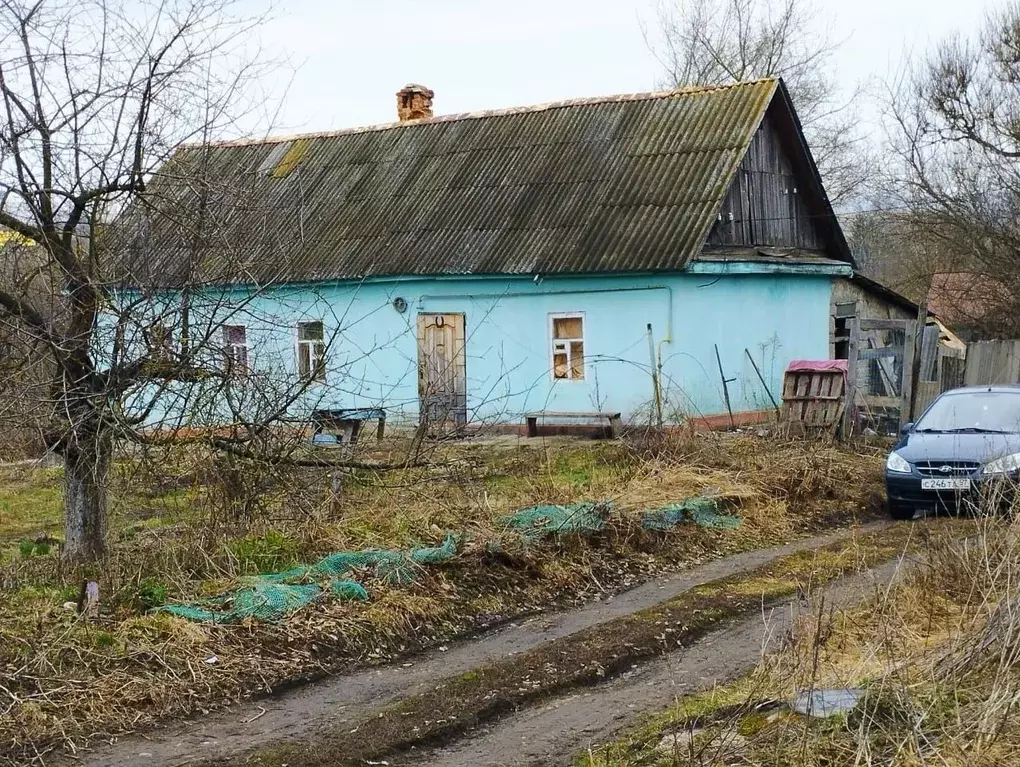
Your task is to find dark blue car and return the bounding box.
[886,385,1020,520]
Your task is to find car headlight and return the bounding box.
[886,452,912,474]
[983,452,1020,474]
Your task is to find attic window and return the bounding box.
[550,314,585,380]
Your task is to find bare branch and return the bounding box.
[649,0,873,205]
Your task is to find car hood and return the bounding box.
[895,431,1020,464]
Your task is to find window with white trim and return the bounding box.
[297,321,326,382]
[223,325,248,374]
[146,322,174,362]
[550,314,585,380]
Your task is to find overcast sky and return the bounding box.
[246,0,992,136]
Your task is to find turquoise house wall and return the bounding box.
[124,263,846,428]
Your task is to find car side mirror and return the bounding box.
[900,422,914,435]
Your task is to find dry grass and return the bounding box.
[0,431,887,765]
[582,512,1020,767]
[235,523,933,767]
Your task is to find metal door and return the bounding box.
[417,313,467,427]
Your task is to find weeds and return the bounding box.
[586,509,1020,767]
[0,431,889,764]
[228,529,300,573]
[135,579,170,611]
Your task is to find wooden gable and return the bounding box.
[704,95,844,258]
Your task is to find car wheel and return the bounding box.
[888,502,916,521]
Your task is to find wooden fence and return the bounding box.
[964,340,1020,386]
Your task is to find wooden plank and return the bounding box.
[865,395,902,408]
[859,319,911,331]
[919,323,940,382]
[900,319,917,427]
[858,348,901,361]
[843,317,860,438]
[782,373,796,399]
[914,381,940,415]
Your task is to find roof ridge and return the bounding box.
[193,78,778,149]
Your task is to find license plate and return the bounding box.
[921,478,971,491]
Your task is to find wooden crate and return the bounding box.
[782,364,847,430]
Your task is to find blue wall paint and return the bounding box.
[123,270,837,427]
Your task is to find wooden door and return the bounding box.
[844,317,918,436]
[417,313,467,427]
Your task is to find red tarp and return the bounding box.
[786,359,849,374]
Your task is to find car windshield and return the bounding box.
[914,391,1020,433]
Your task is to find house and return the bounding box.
[116,78,907,431]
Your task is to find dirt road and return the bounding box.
[80,522,893,767]
[405,559,902,766]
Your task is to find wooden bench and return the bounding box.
[311,408,386,445]
[524,411,623,438]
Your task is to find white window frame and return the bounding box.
[549,312,586,381]
[223,324,248,374]
[146,322,174,362]
[296,320,326,383]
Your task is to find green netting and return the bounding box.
[162,580,368,623]
[331,580,370,601]
[642,498,742,530]
[410,533,458,564]
[163,535,457,623]
[501,501,612,539]
[163,494,739,625]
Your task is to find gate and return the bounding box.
[844,317,918,436]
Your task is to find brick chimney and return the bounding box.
[396,84,434,122]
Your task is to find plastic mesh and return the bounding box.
[163,536,457,623]
[164,497,740,625]
[501,501,611,539]
[642,498,742,530]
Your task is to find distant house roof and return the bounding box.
[115,78,847,286]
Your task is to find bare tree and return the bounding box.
[0,0,322,566]
[650,0,872,207]
[843,210,950,296]
[885,1,1020,337]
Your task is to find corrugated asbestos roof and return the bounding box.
[116,79,782,284]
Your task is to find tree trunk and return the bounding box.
[62,437,111,565]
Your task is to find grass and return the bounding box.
[224,521,956,767]
[0,466,63,542]
[581,514,1020,767]
[0,431,891,765]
